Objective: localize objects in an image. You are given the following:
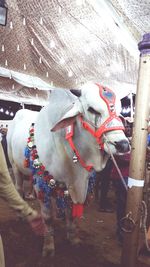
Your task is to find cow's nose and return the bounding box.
[114,140,130,153]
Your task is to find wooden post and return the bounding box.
[121,33,150,267]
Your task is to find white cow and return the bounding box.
[7,83,130,256]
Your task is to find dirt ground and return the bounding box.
[0,191,149,267]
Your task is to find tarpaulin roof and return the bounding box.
[0,0,149,104]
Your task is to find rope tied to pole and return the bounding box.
[104,134,150,245]
[103,134,128,191]
[104,134,136,233]
[120,212,136,233]
[140,200,150,251]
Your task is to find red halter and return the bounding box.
[79,83,124,149]
[66,83,125,172]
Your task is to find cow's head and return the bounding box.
[51,83,130,156]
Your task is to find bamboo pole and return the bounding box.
[121,33,150,267]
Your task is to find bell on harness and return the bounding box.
[73,153,78,163]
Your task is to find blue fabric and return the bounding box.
[147,134,150,146]
[88,170,96,193]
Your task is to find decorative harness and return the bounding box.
[65,83,125,172]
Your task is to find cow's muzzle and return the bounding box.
[114,139,130,153]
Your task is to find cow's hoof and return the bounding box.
[69,237,82,246]
[25,193,36,200]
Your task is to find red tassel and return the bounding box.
[72,203,84,218]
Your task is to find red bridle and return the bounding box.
[66,83,125,172]
[79,83,125,150]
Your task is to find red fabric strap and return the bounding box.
[80,115,124,139]
[79,115,124,149]
[96,83,116,114]
[67,137,93,172]
[65,124,93,172]
[72,203,84,218]
[65,83,125,170]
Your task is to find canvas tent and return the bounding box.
[0,0,149,105]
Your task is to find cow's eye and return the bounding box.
[88,107,100,115]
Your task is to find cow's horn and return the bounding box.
[70,89,81,97]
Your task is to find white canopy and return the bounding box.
[0,0,148,104]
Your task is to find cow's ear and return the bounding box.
[51,116,78,131]
[51,101,82,131]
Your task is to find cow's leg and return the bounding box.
[66,219,81,245]
[65,205,81,245]
[39,201,55,257]
[24,180,36,200]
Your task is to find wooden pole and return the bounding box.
[121,33,150,267]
